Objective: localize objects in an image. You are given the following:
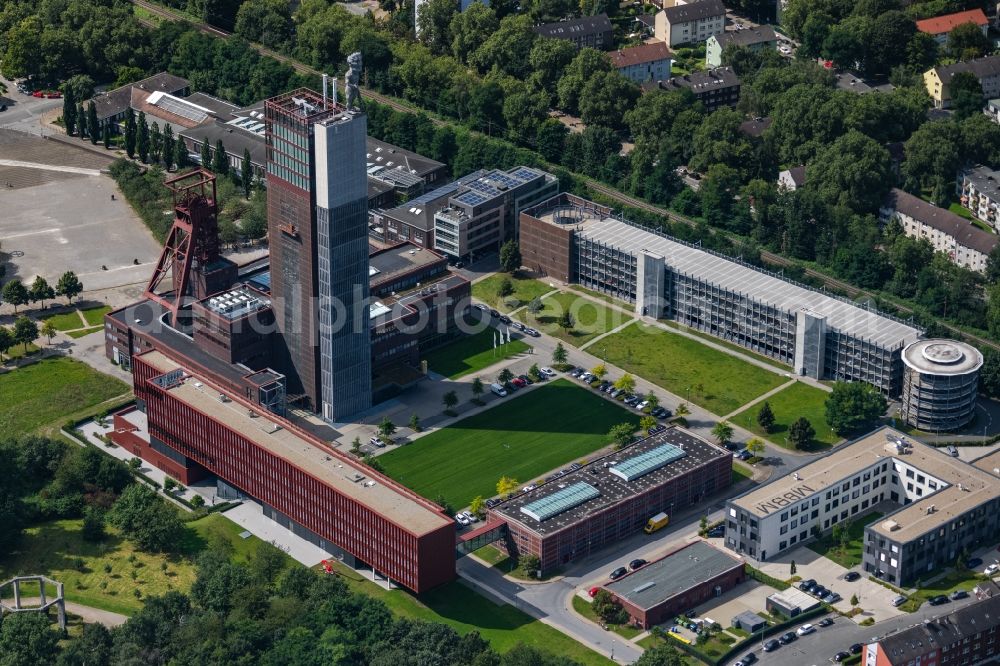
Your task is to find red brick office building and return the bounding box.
[115,349,456,593]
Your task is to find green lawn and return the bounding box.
[0,356,130,435]
[600,322,787,416]
[379,379,638,508]
[732,382,839,451]
[328,559,611,665]
[663,321,791,369]
[81,305,112,326]
[39,309,87,331]
[67,326,104,339]
[733,462,754,484]
[899,569,988,612]
[571,595,643,639]
[0,514,286,616]
[422,328,530,379]
[472,273,554,312]
[518,291,632,348]
[3,342,41,360]
[807,512,883,568]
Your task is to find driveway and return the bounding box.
[688,580,773,629]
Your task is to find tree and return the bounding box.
[790,560,796,575]
[528,363,541,382]
[408,413,421,432]
[471,376,484,400]
[711,421,734,447]
[788,417,816,449]
[56,272,83,304]
[77,103,87,140]
[451,2,498,63]
[640,415,657,435]
[756,401,775,433]
[807,130,892,213]
[40,321,56,345]
[644,390,659,410]
[149,123,162,163]
[351,437,362,456]
[552,341,568,365]
[590,363,607,379]
[63,86,77,136]
[498,368,514,384]
[0,612,60,666]
[81,506,106,542]
[825,381,887,434]
[201,140,212,168]
[137,112,149,162]
[470,495,485,518]
[746,437,765,458]
[213,140,229,175]
[12,317,36,353]
[497,277,514,298]
[87,101,99,146]
[948,21,990,60]
[442,390,458,412]
[633,644,686,666]
[378,417,396,439]
[675,403,690,417]
[592,589,628,624]
[950,71,984,120]
[496,475,519,497]
[175,138,189,168]
[162,125,174,170]
[0,327,13,360]
[102,123,111,149]
[107,483,184,552]
[29,277,54,309]
[527,296,544,316]
[558,311,575,330]
[850,593,859,606]
[609,422,635,450]
[241,148,253,198]
[499,240,522,273]
[418,0,458,54]
[124,108,136,159]
[614,373,636,393]
[2,280,29,313]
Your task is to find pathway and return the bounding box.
[721,378,797,421]
[0,158,102,176]
[579,317,638,352]
[16,597,128,627]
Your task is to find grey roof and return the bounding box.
[636,13,656,28]
[577,216,921,347]
[713,25,777,48]
[878,593,1000,664]
[738,117,771,137]
[962,164,1000,204]
[783,165,806,187]
[367,137,445,180]
[89,72,190,122]
[183,92,240,118]
[605,541,742,610]
[533,14,612,40]
[885,188,999,256]
[663,0,726,24]
[380,170,488,231]
[661,67,740,93]
[933,54,1000,83]
[179,121,266,167]
[493,427,728,537]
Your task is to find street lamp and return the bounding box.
[611,639,615,662]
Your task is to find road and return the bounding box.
[0,76,63,136]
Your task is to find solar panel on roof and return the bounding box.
[610,443,687,482]
[520,482,600,522]
[154,95,209,124]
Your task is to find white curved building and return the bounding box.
[901,339,982,431]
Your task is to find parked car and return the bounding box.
[609,567,628,581]
[498,315,512,325]
[511,321,525,331]
[649,424,666,435]
[369,436,386,448]
[489,309,500,318]
[724,442,742,451]
[455,514,470,526]
[762,639,780,652]
[811,586,828,598]
[685,609,696,618]
[521,484,536,492]
[891,595,908,607]
[635,400,649,411]
[986,563,999,576]
[504,381,518,393]
[568,367,582,377]
[818,618,834,627]
[928,595,949,606]
[823,592,842,604]
[950,590,969,600]
[474,303,489,312]
[524,328,540,337]
[517,374,533,385]
[588,586,600,597]
[651,406,671,418]
[778,632,796,645]
[966,557,983,569]
[706,525,725,538]
[844,571,860,582]
[946,445,959,457]
[628,558,647,571]
[490,383,508,397]
[799,579,817,591]
[540,367,557,377]
[850,643,863,655]
[511,378,527,388]
[833,651,851,662]
[737,449,753,460]
[485,498,499,509]
[624,395,641,406]
[740,653,757,665]
[796,623,815,636]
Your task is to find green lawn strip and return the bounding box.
[806,512,883,568]
[732,462,754,484]
[899,569,988,612]
[472,273,554,312]
[661,321,791,369]
[39,309,87,332]
[600,322,786,416]
[571,595,643,639]
[81,305,112,326]
[329,560,612,665]
[518,291,633,348]
[473,545,511,567]
[379,379,637,508]
[0,356,130,435]
[4,342,42,360]
[731,382,839,452]
[67,326,105,339]
[422,328,529,379]
[567,284,626,307]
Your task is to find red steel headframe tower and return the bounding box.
[145,169,220,325]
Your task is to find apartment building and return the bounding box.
[958,165,1000,232]
[915,8,989,45]
[654,0,726,48]
[533,14,614,51]
[609,42,673,84]
[654,67,741,112]
[924,55,1000,109]
[706,25,778,68]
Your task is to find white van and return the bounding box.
[490,383,508,397]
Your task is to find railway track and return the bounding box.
[129,0,1000,352]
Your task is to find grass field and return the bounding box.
[40,309,87,332]
[733,461,754,484]
[379,379,638,508]
[0,514,287,615]
[0,356,130,435]
[899,569,986,612]
[732,382,839,451]
[472,273,553,312]
[67,326,105,339]
[327,559,611,664]
[518,291,632,347]
[600,322,787,416]
[663,321,791,369]
[807,512,883,568]
[571,595,643,639]
[3,341,41,360]
[422,328,529,379]
[81,305,112,326]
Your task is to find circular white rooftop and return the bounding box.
[902,339,983,375]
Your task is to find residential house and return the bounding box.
[738,116,771,138]
[609,42,673,84]
[958,164,1000,229]
[985,97,1000,124]
[654,67,740,112]
[924,55,1000,108]
[706,25,778,68]
[915,8,989,45]
[533,14,613,51]
[777,165,805,191]
[654,0,726,48]
[881,188,998,272]
[86,72,191,133]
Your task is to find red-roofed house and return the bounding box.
[915,9,988,44]
[609,42,673,83]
